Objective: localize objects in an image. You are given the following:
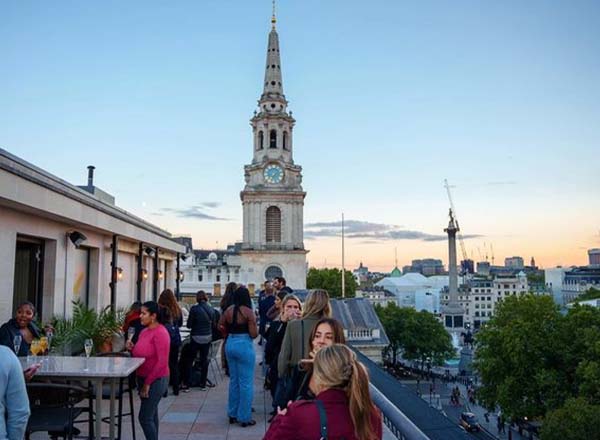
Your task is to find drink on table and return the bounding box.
[13,335,22,355]
[84,339,93,357]
[39,337,48,355]
[30,340,41,357]
[83,338,93,371]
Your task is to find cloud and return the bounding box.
[305,220,482,242]
[158,205,229,221]
[195,202,221,209]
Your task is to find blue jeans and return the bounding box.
[137,376,168,440]
[225,334,255,423]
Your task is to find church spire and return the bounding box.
[262,2,284,101]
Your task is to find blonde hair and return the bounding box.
[281,294,302,314]
[313,344,378,440]
[302,289,331,319]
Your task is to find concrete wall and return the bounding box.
[1,206,181,322]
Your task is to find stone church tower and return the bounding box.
[238,11,307,289]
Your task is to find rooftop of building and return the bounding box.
[331,297,390,346]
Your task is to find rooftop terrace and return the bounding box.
[29,341,479,440]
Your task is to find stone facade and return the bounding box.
[238,17,307,289]
[178,16,308,293]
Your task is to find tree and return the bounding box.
[474,295,566,420]
[375,303,410,364]
[375,303,454,367]
[306,267,357,298]
[575,287,600,302]
[474,294,600,424]
[561,304,600,404]
[541,398,600,440]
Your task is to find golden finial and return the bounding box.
[271,0,277,29]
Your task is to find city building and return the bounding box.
[562,266,600,303]
[178,13,308,294]
[330,298,389,364]
[353,262,370,284]
[355,288,398,308]
[589,248,600,267]
[504,256,525,269]
[402,258,445,276]
[375,272,448,314]
[544,266,571,305]
[465,277,494,329]
[0,149,185,323]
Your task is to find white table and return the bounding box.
[21,356,145,440]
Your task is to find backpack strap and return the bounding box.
[315,399,328,440]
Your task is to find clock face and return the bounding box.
[264,164,284,184]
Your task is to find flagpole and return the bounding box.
[342,212,345,298]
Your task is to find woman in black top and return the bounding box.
[265,293,302,404]
[219,286,258,427]
[0,301,41,356]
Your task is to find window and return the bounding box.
[265,265,283,280]
[269,130,277,148]
[283,131,288,150]
[13,236,45,319]
[266,206,281,242]
[198,270,203,282]
[258,131,264,150]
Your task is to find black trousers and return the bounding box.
[180,340,210,387]
[168,342,181,392]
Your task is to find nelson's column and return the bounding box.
[237,11,308,289]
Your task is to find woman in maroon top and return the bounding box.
[126,301,170,440]
[264,344,382,440]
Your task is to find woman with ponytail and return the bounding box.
[264,344,382,440]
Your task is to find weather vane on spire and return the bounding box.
[271,0,277,29]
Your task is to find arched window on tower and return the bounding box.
[283,131,288,150]
[266,206,281,243]
[269,130,277,149]
[258,131,264,150]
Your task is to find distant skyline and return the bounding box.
[2,1,599,271]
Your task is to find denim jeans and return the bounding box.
[137,376,168,440]
[225,334,255,423]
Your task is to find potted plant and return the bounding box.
[51,301,124,355]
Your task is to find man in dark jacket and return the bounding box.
[179,291,216,391]
[273,276,293,296]
[258,281,275,344]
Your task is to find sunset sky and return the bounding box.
[2,1,599,271]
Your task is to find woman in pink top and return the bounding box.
[126,301,170,440]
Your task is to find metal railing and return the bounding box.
[370,384,430,440]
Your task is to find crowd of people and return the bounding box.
[0,279,383,440]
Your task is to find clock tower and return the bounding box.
[239,9,307,289]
